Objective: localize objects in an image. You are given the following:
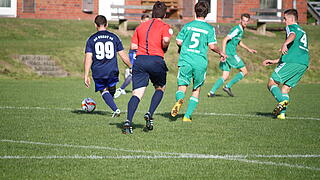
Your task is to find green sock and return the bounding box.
[184,96,199,118]
[280,93,290,114]
[226,72,244,88]
[175,90,185,101]
[270,85,283,102]
[210,77,224,94]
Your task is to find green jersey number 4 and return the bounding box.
[299,34,308,51]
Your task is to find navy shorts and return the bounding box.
[132,55,168,90]
[93,77,118,92]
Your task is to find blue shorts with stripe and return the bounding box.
[132,55,168,90]
[93,77,118,92]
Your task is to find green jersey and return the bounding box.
[226,24,244,55]
[176,19,217,70]
[280,24,309,66]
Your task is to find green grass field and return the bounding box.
[0,79,319,179]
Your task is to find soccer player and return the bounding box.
[263,9,309,120]
[170,1,227,122]
[114,14,150,99]
[84,15,132,117]
[122,1,172,134]
[207,13,257,97]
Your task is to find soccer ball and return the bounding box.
[81,98,96,113]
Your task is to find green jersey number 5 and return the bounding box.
[189,32,200,49]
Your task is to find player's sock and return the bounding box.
[184,96,199,118]
[127,96,140,123]
[101,91,118,111]
[270,85,283,102]
[120,75,132,90]
[148,90,164,117]
[210,77,224,94]
[226,72,244,88]
[280,93,290,114]
[175,90,185,101]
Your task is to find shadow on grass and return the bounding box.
[157,112,184,121]
[255,112,275,118]
[71,110,109,115]
[109,122,145,131]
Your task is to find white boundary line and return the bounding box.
[1,106,320,121]
[1,139,320,171]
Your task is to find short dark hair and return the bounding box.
[195,1,209,18]
[141,14,150,20]
[152,1,167,18]
[284,9,298,21]
[241,13,250,19]
[94,15,107,27]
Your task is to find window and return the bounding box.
[260,0,277,16]
[223,0,233,17]
[0,0,11,7]
[83,0,94,13]
[23,0,35,13]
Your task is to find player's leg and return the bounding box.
[115,69,132,99]
[277,85,291,119]
[171,85,187,117]
[145,57,168,130]
[183,68,206,121]
[183,87,200,122]
[123,56,149,134]
[208,61,230,97]
[225,67,247,89]
[100,87,120,117]
[94,78,120,117]
[171,64,192,117]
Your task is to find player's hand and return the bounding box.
[262,59,274,66]
[281,44,288,55]
[219,52,227,62]
[248,48,257,53]
[84,76,90,88]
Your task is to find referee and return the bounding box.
[123,1,173,134]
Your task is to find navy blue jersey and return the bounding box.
[85,30,124,79]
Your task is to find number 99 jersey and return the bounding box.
[85,30,124,79]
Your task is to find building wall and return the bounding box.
[15,0,308,24]
[17,0,98,20]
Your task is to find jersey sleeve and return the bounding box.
[286,25,296,37]
[162,24,173,39]
[85,38,93,53]
[227,27,239,39]
[176,25,186,42]
[208,26,217,45]
[131,28,139,45]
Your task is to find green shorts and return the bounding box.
[271,63,308,88]
[177,64,206,90]
[219,55,245,71]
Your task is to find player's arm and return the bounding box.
[176,40,182,53]
[83,52,93,88]
[118,50,132,68]
[262,58,280,66]
[281,33,296,55]
[222,35,231,55]
[239,41,257,53]
[162,37,171,53]
[209,44,227,62]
